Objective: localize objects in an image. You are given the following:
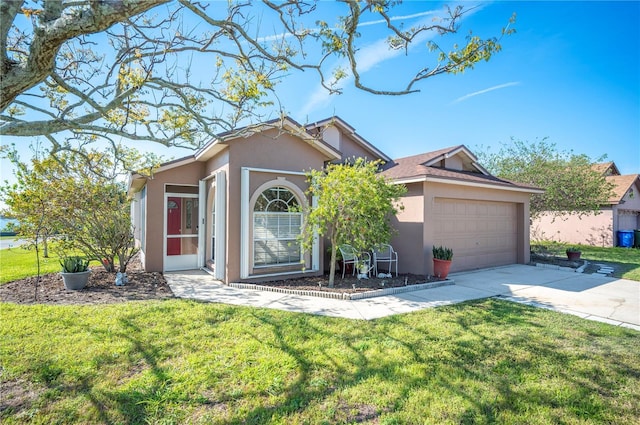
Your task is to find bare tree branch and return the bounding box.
[0,0,515,154]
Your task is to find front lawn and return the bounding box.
[532,242,640,281]
[579,245,640,281]
[1,299,638,424]
[0,243,101,284]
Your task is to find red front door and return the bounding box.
[167,197,181,255]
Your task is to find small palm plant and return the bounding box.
[432,246,453,261]
[60,256,89,273]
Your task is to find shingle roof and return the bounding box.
[606,174,640,204]
[381,147,540,191]
[592,161,621,176]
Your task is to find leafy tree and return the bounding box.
[1,0,515,157]
[1,146,140,273]
[56,181,138,274]
[300,159,406,287]
[0,148,64,257]
[477,138,615,218]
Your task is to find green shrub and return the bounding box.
[432,246,453,261]
[60,256,89,273]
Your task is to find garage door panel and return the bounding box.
[433,198,518,272]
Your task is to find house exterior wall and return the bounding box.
[141,161,206,272]
[389,180,531,276]
[532,210,614,246]
[132,119,539,280]
[421,181,531,275]
[444,156,464,170]
[337,132,379,161]
[224,128,332,283]
[614,181,640,235]
[389,182,425,274]
[532,178,640,247]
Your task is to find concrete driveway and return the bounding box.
[166,264,639,329]
[451,265,639,329]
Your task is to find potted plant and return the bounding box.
[432,245,453,279]
[60,256,91,290]
[566,246,582,261]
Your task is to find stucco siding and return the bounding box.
[338,133,382,161]
[532,210,614,246]
[225,129,331,282]
[422,182,530,274]
[390,183,426,275]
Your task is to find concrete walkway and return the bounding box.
[165,265,639,330]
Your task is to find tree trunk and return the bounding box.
[328,239,337,288]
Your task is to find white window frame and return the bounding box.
[240,168,319,279]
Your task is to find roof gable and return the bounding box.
[305,116,392,162]
[381,145,541,193]
[195,116,341,162]
[592,161,621,176]
[607,174,640,204]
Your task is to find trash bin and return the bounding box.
[617,230,634,248]
[635,230,640,248]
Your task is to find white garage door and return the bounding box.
[433,198,518,272]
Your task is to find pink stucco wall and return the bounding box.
[392,181,531,276]
[532,210,614,246]
[532,181,640,247]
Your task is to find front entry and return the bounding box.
[165,193,199,271]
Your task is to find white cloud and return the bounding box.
[451,82,521,104]
[357,10,437,27]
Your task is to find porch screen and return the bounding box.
[253,187,302,267]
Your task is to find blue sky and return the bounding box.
[271,0,639,174]
[1,0,639,192]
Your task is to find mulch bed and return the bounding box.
[0,256,172,306]
[0,252,443,305]
[529,253,584,269]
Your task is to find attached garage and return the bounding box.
[383,145,541,276]
[433,198,518,272]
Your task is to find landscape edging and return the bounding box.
[228,279,455,300]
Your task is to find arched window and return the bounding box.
[253,187,302,267]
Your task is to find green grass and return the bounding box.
[1,299,639,424]
[533,241,640,281]
[0,243,100,284]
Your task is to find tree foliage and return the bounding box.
[478,138,615,218]
[1,0,515,156]
[0,147,65,257]
[1,146,139,273]
[300,159,406,287]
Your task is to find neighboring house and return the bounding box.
[128,116,541,283]
[531,162,640,246]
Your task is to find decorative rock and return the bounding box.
[115,272,127,286]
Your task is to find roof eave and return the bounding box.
[388,174,544,194]
[127,173,148,197]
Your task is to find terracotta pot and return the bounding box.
[433,258,452,279]
[61,270,91,290]
[566,251,581,261]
